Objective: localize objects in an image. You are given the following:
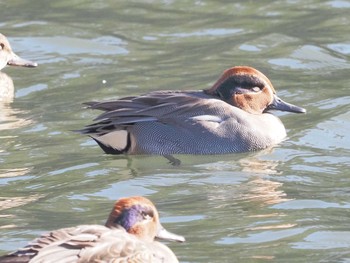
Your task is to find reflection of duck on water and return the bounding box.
[204,151,290,207]
[0,33,37,102]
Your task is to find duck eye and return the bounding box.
[0,43,4,50]
[141,210,154,220]
[251,86,261,92]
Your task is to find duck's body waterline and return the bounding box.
[88,91,286,155]
[79,66,306,155]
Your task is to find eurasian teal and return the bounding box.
[79,66,306,155]
[0,196,185,263]
[0,33,37,101]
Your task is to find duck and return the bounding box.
[0,196,185,263]
[78,66,306,155]
[0,33,38,101]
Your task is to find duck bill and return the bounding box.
[7,52,38,68]
[266,94,306,113]
[156,225,185,243]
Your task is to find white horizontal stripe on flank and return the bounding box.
[190,115,223,123]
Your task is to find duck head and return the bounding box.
[204,66,306,114]
[0,33,38,70]
[105,196,185,243]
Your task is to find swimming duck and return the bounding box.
[78,66,306,155]
[0,196,185,263]
[0,33,37,101]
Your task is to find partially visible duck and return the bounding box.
[0,33,37,101]
[0,196,185,263]
[0,33,37,70]
[78,66,306,155]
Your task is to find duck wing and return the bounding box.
[79,90,232,135]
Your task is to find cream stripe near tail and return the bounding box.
[91,130,129,151]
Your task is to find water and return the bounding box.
[1,0,350,262]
